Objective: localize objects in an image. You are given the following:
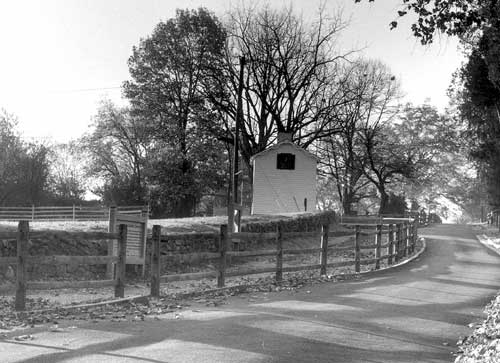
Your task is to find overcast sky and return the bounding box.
[0,0,464,142]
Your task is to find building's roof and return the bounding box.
[250,140,320,163]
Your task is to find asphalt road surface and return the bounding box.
[2,224,500,363]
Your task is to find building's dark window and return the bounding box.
[277,153,295,170]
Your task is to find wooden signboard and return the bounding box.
[108,207,148,275]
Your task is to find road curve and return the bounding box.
[2,224,500,363]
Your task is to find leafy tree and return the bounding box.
[17,143,52,205]
[81,101,150,207]
[123,8,227,217]
[354,0,491,44]
[0,110,51,206]
[384,193,407,215]
[449,47,500,208]
[361,103,457,213]
[396,103,459,187]
[0,110,25,205]
[83,100,227,217]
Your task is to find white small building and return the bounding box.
[251,133,318,215]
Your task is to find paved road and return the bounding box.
[2,224,500,363]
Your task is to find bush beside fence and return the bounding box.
[242,211,337,233]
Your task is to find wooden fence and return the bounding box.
[342,214,431,226]
[0,205,147,222]
[488,209,500,230]
[1,221,129,311]
[149,220,418,297]
[2,218,419,310]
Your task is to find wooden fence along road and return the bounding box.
[149,218,418,298]
[0,205,146,221]
[2,217,419,311]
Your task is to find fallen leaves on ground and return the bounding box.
[0,296,186,332]
[0,270,360,332]
[455,294,500,362]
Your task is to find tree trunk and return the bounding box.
[169,157,197,218]
[171,194,196,218]
[342,192,354,215]
[378,188,389,215]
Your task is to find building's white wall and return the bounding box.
[251,143,317,214]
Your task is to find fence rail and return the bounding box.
[0,205,147,221]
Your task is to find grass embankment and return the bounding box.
[0,212,326,233]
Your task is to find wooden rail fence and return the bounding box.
[0,205,147,222]
[1,221,129,311]
[149,220,419,297]
[2,218,419,309]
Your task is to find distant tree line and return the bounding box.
[0,110,87,206]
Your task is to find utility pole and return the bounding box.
[229,56,246,234]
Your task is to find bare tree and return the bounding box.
[318,59,401,214]
[48,142,87,203]
[354,60,404,214]
[209,4,357,170]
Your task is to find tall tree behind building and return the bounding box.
[122,8,227,217]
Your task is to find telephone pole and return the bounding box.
[229,56,246,233]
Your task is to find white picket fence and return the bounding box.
[0,205,147,221]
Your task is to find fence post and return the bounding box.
[406,223,411,255]
[402,223,408,258]
[72,204,76,221]
[114,224,127,298]
[31,205,35,221]
[15,221,29,311]
[108,205,117,233]
[320,223,329,275]
[107,205,118,278]
[375,224,382,270]
[354,225,360,273]
[140,206,149,277]
[275,225,283,282]
[413,220,418,252]
[151,225,161,298]
[217,224,227,288]
[388,224,394,265]
[395,224,402,262]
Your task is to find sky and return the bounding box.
[0,0,465,142]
